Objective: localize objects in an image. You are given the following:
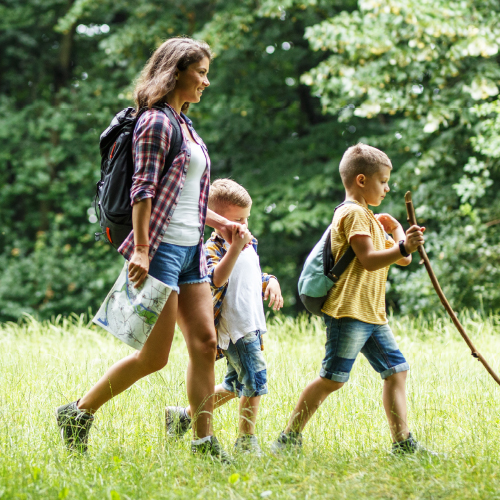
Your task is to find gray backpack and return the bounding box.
[298,202,356,316]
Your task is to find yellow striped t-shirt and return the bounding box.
[321,201,394,324]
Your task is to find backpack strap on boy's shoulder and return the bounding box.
[327,246,356,282]
[324,200,358,282]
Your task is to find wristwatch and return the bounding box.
[399,240,410,257]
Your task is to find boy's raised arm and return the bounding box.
[212,226,253,288]
[391,224,412,267]
[375,213,412,267]
[351,225,424,271]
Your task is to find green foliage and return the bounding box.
[0,0,208,321]
[1,0,499,320]
[295,0,500,313]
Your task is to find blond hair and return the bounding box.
[339,143,392,187]
[208,179,252,212]
[134,37,212,114]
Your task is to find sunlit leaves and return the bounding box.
[293,0,500,312]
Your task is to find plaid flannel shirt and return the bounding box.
[118,104,210,276]
[205,232,276,332]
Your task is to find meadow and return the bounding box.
[0,311,499,499]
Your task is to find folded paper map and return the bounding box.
[93,262,172,350]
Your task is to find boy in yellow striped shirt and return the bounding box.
[272,143,428,454]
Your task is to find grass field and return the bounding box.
[1,311,499,499]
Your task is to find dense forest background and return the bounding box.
[1,0,499,322]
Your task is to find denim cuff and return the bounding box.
[221,381,268,398]
[221,381,237,394]
[319,368,350,383]
[241,386,268,397]
[380,362,410,380]
[178,276,210,287]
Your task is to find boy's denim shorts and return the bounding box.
[320,315,409,383]
[222,330,268,398]
[148,242,210,294]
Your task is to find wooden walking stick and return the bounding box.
[405,191,500,386]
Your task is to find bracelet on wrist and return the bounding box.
[398,240,410,257]
[134,244,149,248]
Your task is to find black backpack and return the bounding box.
[95,104,182,249]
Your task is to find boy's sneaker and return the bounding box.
[165,406,192,439]
[270,431,303,454]
[55,401,94,453]
[191,435,233,464]
[392,432,438,457]
[234,434,263,457]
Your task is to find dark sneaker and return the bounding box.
[165,406,192,439]
[392,432,438,457]
[270,431,303,454]
[191,436,233,464]
[55,401,94,453]
[234,434,263,457]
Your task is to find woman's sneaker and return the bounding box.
[234,434,263,456]
[165,406,192,438]
[270,431,303,454]
[191,435,233,464]
[55,401,94,453]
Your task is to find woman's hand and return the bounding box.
[128,247,150,288]
[264,278,284,311]
[375,213,401,234]
[206,208,248,245]
[219,220,247,245]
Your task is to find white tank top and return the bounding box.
[162,141,206,246]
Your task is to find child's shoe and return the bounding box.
[234,434,263,456]
[191,435,233,464]
[165,406,192,438]
[55,401,94,453]
[392,432,437,457]
[270,431,302,454]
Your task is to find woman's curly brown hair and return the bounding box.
[134,37,212,114]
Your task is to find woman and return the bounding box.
[56,37,239,461]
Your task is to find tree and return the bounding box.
[1,0,498,321]
[1,0,354,319]
[0,0,136,320]
[295,0,500,312]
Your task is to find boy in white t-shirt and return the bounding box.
[166,179,283,455]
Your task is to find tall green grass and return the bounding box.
[0,311,499,499]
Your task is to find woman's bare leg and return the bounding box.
[78,291,178,413]
[185,384,236,418]
[176,282,217,439]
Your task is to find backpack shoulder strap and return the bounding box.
[328,246,356,282]
[153,105,183,178]
[324,200,358,282]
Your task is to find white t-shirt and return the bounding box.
[217,245,267,350]
[162,141,206,246]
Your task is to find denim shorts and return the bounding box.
[222,331,268,398]
[148,242,210,294]
[320,315,409,383]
